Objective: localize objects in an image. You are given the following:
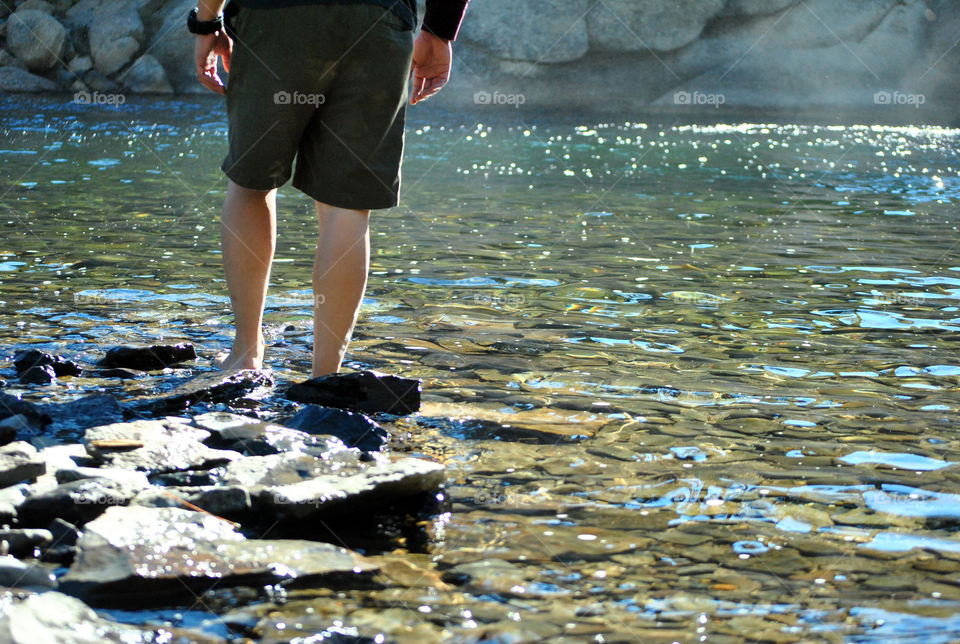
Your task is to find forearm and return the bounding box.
[197,0,227,21]
[422,0,469,41]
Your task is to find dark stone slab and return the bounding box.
[86,367,145,380]
[98,343,198,370]
[285,370,421,415]
[282,405,387,452]
[60,506,378,607]
[129,369,273,414]
[0,556,56,589]
[13,350,83,378]
[194,411,370,456]
[17,476,147,527]
[0,529,52,556]
[19,365,56,385]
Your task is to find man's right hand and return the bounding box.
[195,31,233,95]
[410,30,452,105]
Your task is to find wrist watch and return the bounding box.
[187,8,224,34]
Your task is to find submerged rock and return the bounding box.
[0,392,123,433]
[13,350,83,378]
[282,405,387,452]
[18,365,55,385]
[130,369,273,414]
[60,506,378,607]
[98,343,197,370]
[0,590,224,644]
[285,370,422,415]
[83,419,241,473]
[0,442,45,488]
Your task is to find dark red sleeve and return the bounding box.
[422,0,469,41]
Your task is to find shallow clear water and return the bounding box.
[2,95,960,642]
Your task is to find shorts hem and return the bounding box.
[293,178,399,210]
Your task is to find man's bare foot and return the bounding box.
[213,342,264,371]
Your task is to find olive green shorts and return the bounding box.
[222,4,415,210]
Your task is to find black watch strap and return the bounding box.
[187,8,224,35]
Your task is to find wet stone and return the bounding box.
[0,442,45,488]
[18,365,56,385]
[261,456,446,520]
[83,419,241,473]
[0,528,52,556]
[130,369,273,414]
[55,465,151,489]
[17,476,147,527]
[282,405,388,452]
[130,485,252,518]
[86,367,145,379]
[218,452,363,488]
[97,343,198,370]
[13,349,82,378]
[0,484,29,523]
[0,555,55,589]
[193,411,358,457]
[286,370,422,415]
[60,506,379,607]
[0,590,225,644]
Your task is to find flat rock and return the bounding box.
[55,465,150,488]
[13,349,82,377]
[262,456,446,519]
[83,419,241,473]
[0,555,55,589]
[131,369,273,414]
[194,412,357,457]
[0,529,52,556]
[219,452,354,488]
[286,370,421,415]
[282,405,387,452]
[60,506,378,606]
[17,476,147,526]
[0,590,225,644]
[98,343,197,370]
[0,442,45,488]
[18,365,55,385]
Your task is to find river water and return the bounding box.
[1,95,960,642]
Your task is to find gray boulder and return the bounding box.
[147,0,196,93]
[5,10,66,72]
[17,476,148,526]
[586,0,725,53]
[89,1,143,75]
[722,0,798,16]
[120,54,172,93]
[63,0,102,31]
[460,0,589,63]
[60,506,378,606]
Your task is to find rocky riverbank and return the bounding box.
[0,344,446,640]
[0,0,958,115]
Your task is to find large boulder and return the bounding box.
[147,0,196,93]
[459,0,590,63]
[120,54,172,93]
[89,1,144,75]
[5,10,66,72]
[586,0,725,52]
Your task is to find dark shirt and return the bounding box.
[232,0,469,41]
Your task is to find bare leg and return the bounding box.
[311,201,370,377]
[215,180,277,370]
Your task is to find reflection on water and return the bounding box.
[1,95,960,641]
